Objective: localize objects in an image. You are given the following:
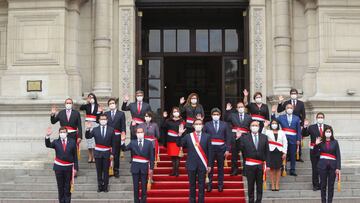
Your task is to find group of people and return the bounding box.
[44,89,341,203]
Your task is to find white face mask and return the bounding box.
[145,116,151,123]
[136,96,143,102]
[109,104,116,110]
[173,112,180,118]
[59,133,67,140]
[194,125,203,132]
[191,98,197,104]
[271,124,278,130]
[290,94,297,100]
[137,133,144,140]
[212,115,220,121]
[237,107,245,113]
[325,132,332,138]
[251,126,259,133]
[255,98,262,104]
[89,98,95,104]
[100,120,107,126]
[317,118,324,124]
[286,108,293,115]
[65,104,72,110]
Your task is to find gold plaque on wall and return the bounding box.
[27,80,42,92]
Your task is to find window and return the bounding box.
[148,30,161,52]
[225,29,238,52]
[196,29,209,52]
[210,29,222,52]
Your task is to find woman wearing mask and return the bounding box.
[315,127,341,203]
[80,93,102,163]
[179,93,205,134]
[263,119,288,191]
[243,89,270,132]
[161,107,186,176]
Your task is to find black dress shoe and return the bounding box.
[316,186,321,190]
[296,158,304,162]
[218,186,223,192]
[313,187,318,191]
[290,172,297,176]
[97,187,102,193]
[230,171,238,176]
[114,173,120,178]
[104,188,109,193]
[207,185,212,192]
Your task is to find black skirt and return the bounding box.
[268,148,282,169]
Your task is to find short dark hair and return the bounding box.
[253,92,262,100]
[250,120,260,126]
[211,108,221,115]
[193,119,203,125]
[136,127,145,132]
[59,127,68,132]
[136,90,144,95]
[316,112,325,118]
[99,113,108,120]
[290,88,298,94]
[65,98,73,103]
[107,98,118,105]
[145,111,154,119]
[270,119,280,130]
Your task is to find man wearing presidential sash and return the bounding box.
[178,119,212,203]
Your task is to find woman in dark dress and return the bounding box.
[161,107,186,176]
[263,119,288,191]
[315,126,341,203]
[179,93,204,134]
[243,89,270,132]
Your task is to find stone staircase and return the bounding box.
[1,137,360,203]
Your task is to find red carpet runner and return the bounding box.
[147,146,246,203]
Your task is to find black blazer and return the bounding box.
[121,101,152,120]
[303,123,331,155]
[203,120,232,151]
[238,133,269,169]
[315,140,341,170]
[105,110,126,134]
[277,99,306,122]
[50,109,82,139]
[122,139,155,174]
[225,111,252,131]
[85,125,115,159]
[45,137,78,171]
[177,132,213,171]
[80,103,101,122]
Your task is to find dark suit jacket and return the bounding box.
[225,111,252,131]
[203,120,232,151]
[45,137,78,171]
[315,140,341,170]
[105,110,126,134]
[121,101,151,120]
[238,133,269,170]
[177,132,213,171]
[122,139,155,174]
[277,99,306,123]
[303,123,331,155]
[50,109,82,139]
[80,103,101,122]
[85,125,115,159]
[276,114,302,144]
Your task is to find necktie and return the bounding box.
[287,115,292,126]
[319,125,323,137]
[137,102,141,114]
[254,134,258,150]
[111,111,115,120]
[139,140,143,150]
[239,114,243,122]
[102,126,105,137]
[66,110,71,121]
[62,140,66,151]
[214,121,218,133]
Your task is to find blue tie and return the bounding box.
[215,121,219,132]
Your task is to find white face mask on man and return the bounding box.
[212,115,220,121]
[194,125,203,132]
[290,94,297,100]
[317,118,324,124]
[100,120,107,126]
[65,104,72,110]
[286,108,293,115]
[59,132,67,140]
[250,126,259,133]
[136,96,143,102]
[237,107,245,113]
[137,133,144,140]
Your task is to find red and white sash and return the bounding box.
[54,157,74,167]
[251,114,266,122]
[190,132,208,168]
[309,142,315,150]
[132,155,149,163]
[282,128,297,136]
[245,158,263,166]
[211,139,225,146]
[95,144,111,152]
[132,117,144,126]
[144,135,156,142]
[114,129,121,135]
[268,140,283,148]
[64,126,77,133]
[232,127,249,134]
[85,114,97,122]
[186,117,195,124]
[167,130,178,137]
[320,153,336,160]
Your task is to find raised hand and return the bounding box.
[163,111,168,118]
[226,103,232,111]
[303,119,310,128]
[243,89,249,97]
[271,105,277,113]
[278,95,284,102]
[178,124,186,136]
[124,94,130,102]
[180,97,186,105]
[315,137,322,145]
[98,104,103,113]
[46,126,53,136]
[51,105,58,115]
[85,121,92,130]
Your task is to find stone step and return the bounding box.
[259,189,360,198]
[0,191,133,199]
[13,175,133,184]
[262,197,360,203]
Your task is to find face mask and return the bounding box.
[290,94,297,100]
[317,118,324,124]
[136,96,143,102]
[89,98,95,104]
[212,115,220,121]
[191,99,197,104]
[137,133,144,140]
[271,124,278,130]
[194,125,203,132]
[237,107,245,113]
[251,126,259,133]
[173,112,180,118]
[109,104,116,110]
[286,108,293,115]
[100,120,107,126]
[325,132,332,138]
[255,98,262,104]
[65,104,72,110]
[145,116,151,123]
[59,133,67,140]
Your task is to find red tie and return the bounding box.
[62,140,66,151]
[319,125,323,137]
[137,102,141,114]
